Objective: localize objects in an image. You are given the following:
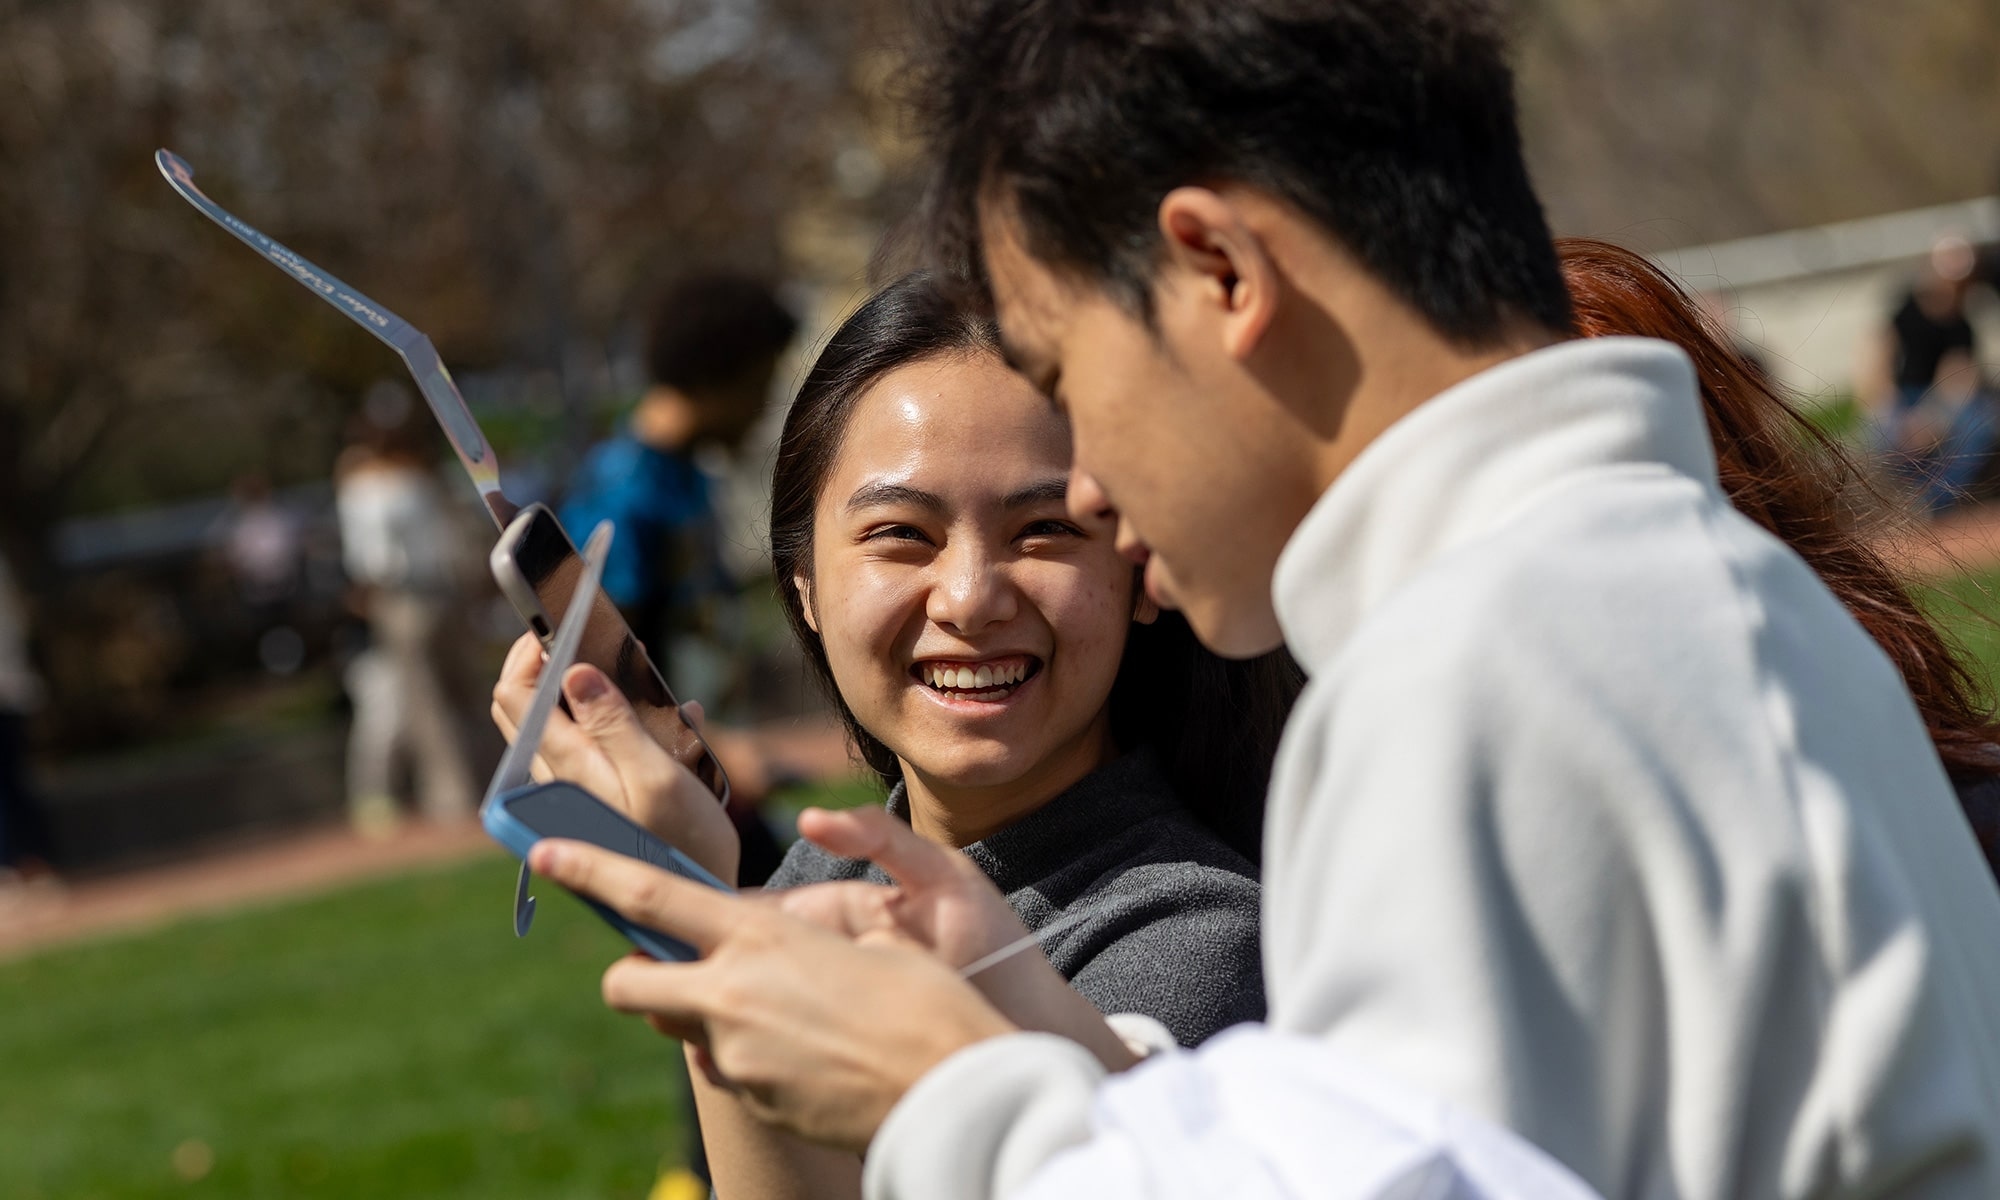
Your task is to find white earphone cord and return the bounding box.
[957,909,1092,980]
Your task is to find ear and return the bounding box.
[792,570,819,634]
[1156,186,1279,362]
[1130,568,1159,625]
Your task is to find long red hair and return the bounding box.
[1558,237,2000,785]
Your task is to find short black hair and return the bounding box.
[912,0,1573,344]
[645,272,799,393]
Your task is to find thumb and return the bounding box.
[563,664,644,737]
[799,806,964,893]
[561,663,680,777]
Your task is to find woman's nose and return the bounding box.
[925,539,1018,633]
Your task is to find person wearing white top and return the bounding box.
[855,337,2000,1199]
[515,2,2000,1197]
[334,398,477,831]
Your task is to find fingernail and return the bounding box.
[530,842,565,873]
[566,670,608,704]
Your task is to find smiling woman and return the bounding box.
[680,272,1299,1198]
[792,345,1140,847]
[770,273,1300,864]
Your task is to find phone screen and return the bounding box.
[504,783,728,888]
[494,781,728,962]
[505,507,730,803]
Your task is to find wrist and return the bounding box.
[972,954,1137,1071]
[915,992,1017,1085]
[851,997,1015,1152]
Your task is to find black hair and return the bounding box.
[770,271,1300,862]
[646,272,800,393]
[911,0,1573,344]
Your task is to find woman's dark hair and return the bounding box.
[1560,238,2000,872]
[771,272,1300,862]
[909,0,1571,345]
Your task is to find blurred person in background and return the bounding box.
[0,549,52,894]
[1900,348,1998,515]
[1863,235,1994,512]
[561,271,800,885]
[213,471,309,675]
[562,272,797,687]
[335,382,478,837]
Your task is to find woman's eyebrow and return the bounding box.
[844,481,948,515]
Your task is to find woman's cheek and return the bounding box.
[821,568,926,684]
[1032,571,1132,681]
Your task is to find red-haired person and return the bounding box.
[1559,236,2000,875]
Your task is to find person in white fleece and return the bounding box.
[523,1,2000,1197]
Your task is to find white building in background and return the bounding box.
[1654,195,2000,407]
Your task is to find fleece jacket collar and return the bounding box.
[1271,336,1712,670]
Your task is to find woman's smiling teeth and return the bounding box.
[915,657,1037,701]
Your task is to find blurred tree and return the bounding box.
[7,0,1992,584]
[1513,0,2000,246]
[0,0,899,590]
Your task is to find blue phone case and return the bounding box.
[483,781,731,962]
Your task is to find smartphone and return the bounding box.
[491,504,731,805]
[484,779,731,962]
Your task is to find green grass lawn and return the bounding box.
[0,854,688,1200]
[1923,567,2000,701]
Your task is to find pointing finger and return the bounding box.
[603,955,705,1024]
[798,806,963,893]
[530,838,740,954]
[602,955,710,1042]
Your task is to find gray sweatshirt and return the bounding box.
[764,751,1264,1048]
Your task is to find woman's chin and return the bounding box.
[901,745,1044,793]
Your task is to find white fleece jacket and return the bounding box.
[862,337,2000,1200]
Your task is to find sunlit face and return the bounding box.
[982,210,1309,658]
[800,351,1136,794]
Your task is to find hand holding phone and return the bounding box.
[491,633,743,884]
[483,520,733,949]
[484,780,730,962]
[157,156,741,949]
[492,503,730,805]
